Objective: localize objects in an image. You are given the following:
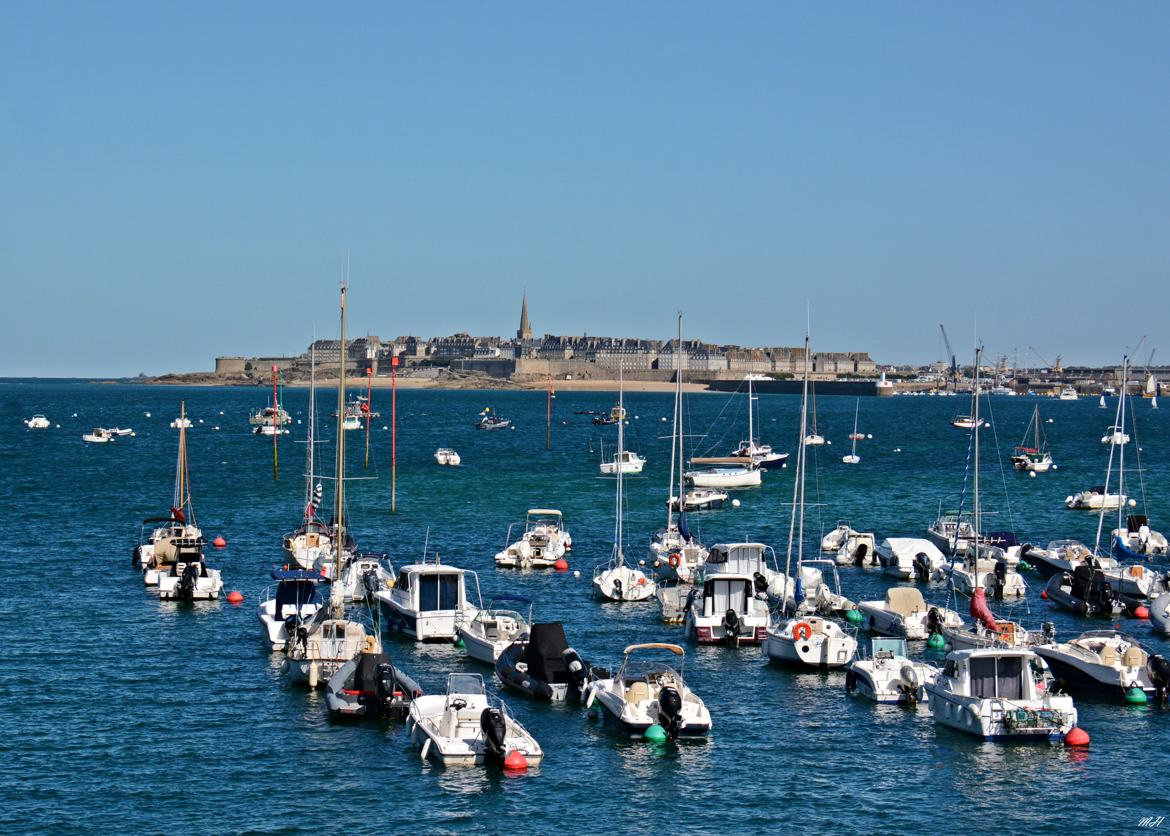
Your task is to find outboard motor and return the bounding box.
[657,686,684,739]
[479,707,508,763]
[683,588,696,614]
[178,562,200,601]
[1019,543,1032,561]
[898,665,921,704]
[1041,621,1056,642]
[854,543,868,567]
[612,577,623,600]
[1148,655,1170,705]
[753,572,768,595]
[562,647,588,687]
[926,607,943,638]
[913,552,932,582]
[372,662,403,715]
[722,609,741,643]
[362,568,381,599]
[993,560,1007,601]
[1094,574,1116,614]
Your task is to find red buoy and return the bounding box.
[1134,605,1150,619]
[226,590,244,605]
[503,750,528,772]
[554,559,569,572]
[1064,727,1090,747]
[213,536,227,548]
[1040,590,1048,599]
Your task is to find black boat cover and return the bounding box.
[521,622,571,684]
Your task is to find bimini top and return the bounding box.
[271,568,326,582]
[526,509,563,518]
[623,643,684,656]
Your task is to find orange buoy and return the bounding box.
[503,750,528,772]
[213,536,227,548]
[554,558,569,571]
[1135,605,1150,619]
[1064,727,1090,747]
[638,577,647,585]
[226,590,244,605]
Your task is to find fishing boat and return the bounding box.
[257,568,324,651]
[1033,630,1169,701]
[856,587,964,640]
[475,408,511,430]
[457,595,532,664]
[585,643,711,740]
[1011,405,1053,472]
[683,457,760,488]
[729,375,787,469]
[845,637,937,705]
[324,648,423,719]
[434,448,461,466]
[82,427,115,443]
[25,414,50,429]
[408,673,543,767]
[877,537,948,581]
[494,509,572,569]
[841,398,862,464]
[496,621,598,702]
[924,648,1079,741]
[598,446,646,475]
[375,558,482,641]
[281,349,334,571]
[593,369,656,602]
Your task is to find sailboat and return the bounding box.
[1109,361,1168,560]
[841,398,861,464]
[803,387,826,445]
[1011,404,1054,472]
[250,367,291,435]
[281,347,334,571]
[730,375,788,468]
[1099,395,1107,409]
[764,327,857,668]
[650,314,709,584]
[593,366,656,602]
[951,385,984,429]
[282,283,381,687]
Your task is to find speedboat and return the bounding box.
[586,643,711,739]
[599,449,646,475]
[835,531,878,567]
[434,448,461,466]
[82,427,115,443]
[325,648,423,719]
[475,408,511,430]
[494,509,572,569]
[408,673,542,767]
[845,637,937,705]
[668,489,728,512]
[925,648,1079,741]
[457,595,532,664]
[936,552,1028,599]
[496,622,598,702]
[375,560,481,642]
[1022,539,1093,576]
[1033,630,1170,701]
[157,546,224,601]
[683,572,770,645]
[683,458,760,488]
[821,522,861,554]
[1027,542,1154,599]
[1113,514,1169,558]
[1101,425,1130,445]
[282,610,377,688]
[1065,486,1127,510]
[257,568,323,651]
[856,587,964,640]
[926,510,977,554]
[765,615,857,668]
[25,414,50,429]
[877,537,947,581]
[1043,567,1127,617]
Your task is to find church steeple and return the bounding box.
[517,292,532,341]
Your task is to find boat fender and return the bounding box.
[309,662,319,689]
[793,622,813,642]
[132,546,141,567]
[668,553,681,570]
[563,648,587,684]
[419,738,431,761]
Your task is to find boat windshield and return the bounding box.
[621,661,682,684]
[871,637,908,658]
[447,673,486,696]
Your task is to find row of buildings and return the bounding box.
[214,295,878,380]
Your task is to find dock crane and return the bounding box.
[939,324,958,390]
[1028,347,1062,374]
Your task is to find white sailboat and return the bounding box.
[281,347,333,571]
[1011,404,1053,473]
[841,398,861,464]
[730,375,788,469]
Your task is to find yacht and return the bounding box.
[494,509,572,569]
[856,587,964,640]
[846,637,937,704]
[408,673,542,767]
[456,595,532,664]
[585,643,711,739]
[375,560,482,641]
[941,589,1055,651]
[257,568,324,651]
[1058,386,1078,401]
[1011,405,1053,472]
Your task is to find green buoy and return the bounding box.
[927,633,946,650]
[644,724,667,743]
[1018,560,1032,572]
[845,609,863,624]
[454,638,465,649]
[1125,687,1148,705]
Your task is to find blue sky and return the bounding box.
[2,2,1167,376]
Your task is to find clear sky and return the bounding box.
[2,2,1167,376]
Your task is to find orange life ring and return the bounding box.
[793,622,813,642]
[668,553,681,569]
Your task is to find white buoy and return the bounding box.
[219,411,224,416]
[638,559,645,566]
[1029,471,1036,478]
[867,434,873,439]
[214,426,220,431]
[1129,498,1138,507]
[144,412,151,417]
[198,419,204,423]
[573,570,581,578]
[731,498,741,508]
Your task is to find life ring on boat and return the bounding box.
[793,622,813,642]
[668,553,681,569]
[1129,565,1145,578]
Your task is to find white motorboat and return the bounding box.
[1020,539,1092,575]
[835,531,878,567]
[585,643,711,739]
[1011,405,1053,472]
[254,424,289,436]
[109,427,135,437]
[25,414,50,429]
[1033,630,1169,701]
[820,521,861,554]
[926,509,977,554]
[1149,594,1170,636]
[936,553,1028,599]
[1065,486,1127,511]
[856,587,964,640]
[684,572,770,645]
[877,537,947,581]
[337,552,395,602]
[170,416,193,429]
[1101,425,1129,445]
[257,569,324,651]
[475,408,511,430]
[1058,386,1078,401]
[802,433,826,446]
[494,509,572,569]
[845,637,937,705]
[683,458,761,488]
[375,559,482,641]
[700,542,792,601]
[765,615,857,669]
[667,489,728,512]
[457,595,532,664]
[341,414,361,431]
[408,673,542,767]
[434,447,461,466]
[599,448,646,475]
[1112,514,1169,558]
[82,427,115,443]
[925,648,1079,741]
[157,550,224,601]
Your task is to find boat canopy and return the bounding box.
[271,568,325,582]
[526,509,563,518]
[521,622,574,684]
[689,456,753,466]
[623,642,684,655]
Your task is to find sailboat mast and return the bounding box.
[972,347,981,563]
[666,314,682,529]
[616,364,625,562]
[178,400,187,515]
[335,283,348,577]
[1117,355,1129,534]
[851,398,859,459]
[305,346,317,522]
[747,375,754,449]
[785,330,810,591]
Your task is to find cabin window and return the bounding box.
[969,656,1023,700]
[705,579,747,617]
[417,573,461,613]
[395,572,411,592]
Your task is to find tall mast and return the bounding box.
[304,345,317,522]
[675,318,686,528]
[177,400,187,516]
[666,314,682,530]
[615,364,625,564]
[972,346,981,567]
[784,326,810,612]
[334,282,348,594]
[747,375,754,449]
[1117,355,1129,535]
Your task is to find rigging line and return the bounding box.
[980,387,1018,536]
[944,417,978,613]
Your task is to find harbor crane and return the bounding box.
[939,324,959,389]
[1028,347,1062,374]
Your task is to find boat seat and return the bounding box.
[886,587,927,617]
[1122,646,1148,668]
[1098,645,1119,667]
[625,681,650,705]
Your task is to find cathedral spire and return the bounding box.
[517,292,532,341]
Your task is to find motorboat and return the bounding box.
[434,448,461,466]
[475,408,511,430]
[925,648,1079,741]
[585,643,711,739]
[376,560,482,641]
[877,537,947,581]
[254,423,289,436]
[1101,425,1129,445]
[1066,486,1127,511]
[337,396,378,432]
[157,546,224,601]
[936,552,1028,599]
[700,542,791,602]
[249,405,291,428]
[336,552,395,602]
[1025,541,1156,599]
[599,449,646,475]
[926,510,977,554]
[683,458,760,488]
[941,589,1054,651]
[494,509,572,569]
[457,595,532,664]
[25,414,50,429]
[408,673,543,767]
[667,489,728,512]
[821,522,861,554]
[170,416,193,429]
[1022,539,1095,576]
[82,427,115,443]
[1011,405,1053,472]
[136,516,204,584]
[1113,514,1169,558]
[845,637,937,704]
[1033,630,1170,701]
[496,621,598,702]
[109,427,135,437]
[257,568,323,651]
[282,613,377,688]
[683,572,770,645]
[856,587,964,640]
[325,649,423,719]
[765,615,857,668]
[592,403,626,425]
[834,531,878,568]
[802,433,826,446]
[1058,386,1078,401]
[1043,567,1127,617]
[951,415,984,429]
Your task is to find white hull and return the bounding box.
[684,468,761,488]
[764,618,856,668]
[592,564,656,601]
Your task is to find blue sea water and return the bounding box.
[2,381,1168,834]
